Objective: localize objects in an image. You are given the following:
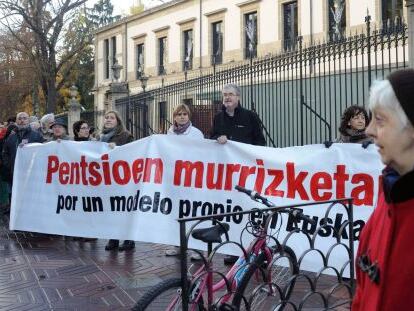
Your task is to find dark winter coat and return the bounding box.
[352,167,414,311]
[2,127,44,182]
[210,105,266,146]
[100,126,134,146]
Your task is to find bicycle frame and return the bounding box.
[178,213,275,311]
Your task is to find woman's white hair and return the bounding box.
[369,79,409,128]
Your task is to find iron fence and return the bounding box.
[115,15,407,147]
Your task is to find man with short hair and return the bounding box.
[210,84,266,264]
[2,112,44,184]
[210,83,266,146]
[352,69,414,310]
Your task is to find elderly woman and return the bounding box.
[352,69,414,310]
[336,105,372,144]
[101,110,135,252]
[167,104,204,138]
[50,118,70,141]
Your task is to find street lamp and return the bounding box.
[139,74,149,92]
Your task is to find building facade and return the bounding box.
[93,0,406,145]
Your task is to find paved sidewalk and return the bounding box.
[0,213,351,310]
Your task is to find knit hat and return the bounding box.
[50,118,67,130]
[387,69,414,126]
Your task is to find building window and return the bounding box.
[111,36,117,64]
[328,0,346,42]
[136,43,144,79]
[104,36,117,80]
[382,0,403,23]
[183,29,193,71]
[104,39,109,79]
[283,1,298,50]
[212,21,223,65]
[158,37,167,75]
[244,12,257,59]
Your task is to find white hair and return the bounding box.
[223,84,241,96]
[369,79,409,128]
[40,113,54,125]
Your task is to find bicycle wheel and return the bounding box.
[232,245,298,311]
[132,278,204,311]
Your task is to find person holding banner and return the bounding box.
[210,84,266,146]
[50,118,70,141]
[100,110,135,252]
[336,105,372,144]
[352,69,414,310]
[165,104,202,260]
[73,120,92,141]
[166,104,204,138]
[210,83,266,265]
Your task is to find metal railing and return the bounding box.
[115,15,407,147]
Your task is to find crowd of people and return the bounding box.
[0,68,414,309]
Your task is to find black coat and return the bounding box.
[2,127,44,181]
[210,105,266,146]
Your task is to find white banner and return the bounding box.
[10,135,383,272]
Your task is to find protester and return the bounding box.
[40,113,54,141]
[101,110,135,252]
[2,112,43,191]
[336,106,372,144]
[29,116,41,132]
[167,104,204,138]
[0,123,9,212]
[73,120,91,141]
[352,69,414,310]
[50,118,70,141]
[210,83,266,264]
[210,83,266,146]
[165,104,203,260]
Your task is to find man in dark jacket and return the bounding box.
[2,112,44,184]
[210,84,266,264]
[210,83,266,146]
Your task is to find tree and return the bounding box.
[86,0,121,28]
[0,0,88,113]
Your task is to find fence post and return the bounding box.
[68,85,80,139]
[365,13,372,87]
[407,0,414,68]
[299,36,304,146]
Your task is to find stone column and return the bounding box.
[105,82,129,112]
[407,0,414,68]
[104,61,129,112]
[67,85,81,139]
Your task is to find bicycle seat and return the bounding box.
[191,223,230,244]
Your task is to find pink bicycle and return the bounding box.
[132,186,314,310]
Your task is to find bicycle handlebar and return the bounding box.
[235,185,317,225]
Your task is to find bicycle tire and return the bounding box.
[232,245,298,311]
[132,277,204,311]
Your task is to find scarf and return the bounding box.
[173,121,191,135]
[100,127,117,142]
[340,128,369,143]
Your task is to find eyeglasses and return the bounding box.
[80,126,89,130]
[358,253,380,284]
[223,93,237,98]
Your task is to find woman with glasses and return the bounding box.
[73,120,92,141]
